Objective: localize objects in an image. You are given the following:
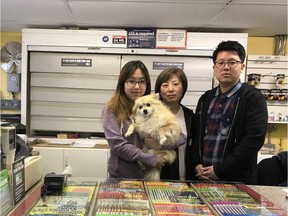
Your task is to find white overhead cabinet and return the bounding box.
[29,52,120,134]
[21,29,248,136]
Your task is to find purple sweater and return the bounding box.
[102,105,186,179]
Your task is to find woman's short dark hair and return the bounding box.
[155,67,188,103]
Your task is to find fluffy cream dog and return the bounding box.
[125,93,180,180]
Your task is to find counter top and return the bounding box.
[248,185,287,212]
[6,180,288,216]
[29,137,109,149]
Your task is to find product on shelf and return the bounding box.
[192,182,284,216]
[26,179,287,216]
[146,181,214,215]
[94,180,152,215]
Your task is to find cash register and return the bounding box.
[1,124,43,192]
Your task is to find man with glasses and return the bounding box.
[191,41,268,184]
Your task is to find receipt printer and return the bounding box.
[42,173,67,196]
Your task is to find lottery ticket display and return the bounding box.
[27,181,97,216]
[192,183,285,216]
[146,181,213,215]
[94,180,152,215]
[26,180,286,216]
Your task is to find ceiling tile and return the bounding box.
[69,1,226,27]
[2,0,73,23]
[210,4,287,36]
[1,0,287,36]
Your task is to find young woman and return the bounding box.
[102,60,167,179]
[155,67,195,180]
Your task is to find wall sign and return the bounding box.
[12,157,25,205]
[153,62,184,70]
[61,58,92,67]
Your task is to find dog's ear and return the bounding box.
[132,103,138,115]
[154,93,160,100]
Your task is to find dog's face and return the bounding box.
[132,94,161,119]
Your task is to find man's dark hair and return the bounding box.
[212,41,246,63]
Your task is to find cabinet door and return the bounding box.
[64,148,108,178]
[29,52,121,135]
[121,55,214,109]
[32,147,64,176]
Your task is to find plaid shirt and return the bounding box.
[202,82,242,166]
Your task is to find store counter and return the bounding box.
[248,185,287,212]
[6,178,287,216]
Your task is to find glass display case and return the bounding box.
[7,178,287,216]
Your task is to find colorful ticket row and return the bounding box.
[26,180,285,216]
[27,181,97,216]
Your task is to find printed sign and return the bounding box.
[153,62,184,70]
[12,157,25,204]
[156,29,187,49]
[61,58,92,67]
[127,28,156,48]
[112,36,126,44]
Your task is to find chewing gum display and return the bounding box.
[247,73,261,86]
[260,88,287,101]
[276,74,286,86]
[279,89,287,101]
[268,89,281,101]
[259,89,270,100]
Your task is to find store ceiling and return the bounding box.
[1,0,287,37]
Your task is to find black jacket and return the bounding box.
[191,83,268,184]
[161,104,195,180]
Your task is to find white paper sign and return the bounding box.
[156,29,187,49]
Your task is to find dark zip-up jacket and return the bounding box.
[161,104,195,180]
[191,83,268,184]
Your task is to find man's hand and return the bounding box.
[195,164,219,181]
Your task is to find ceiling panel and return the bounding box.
[70,1,226,27]
[1,0,73,23]
[0,0,287,36]
[210,4,287,36]
[232,0,287,3]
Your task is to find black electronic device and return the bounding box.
[41,173,67,199]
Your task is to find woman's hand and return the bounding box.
[145,137,162,150]
[155,153,166,168]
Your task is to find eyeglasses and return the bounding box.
[125,79,148,87]
[214,60,242,69]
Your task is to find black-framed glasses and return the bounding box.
[214,60,242,69]
[125,79,148,87]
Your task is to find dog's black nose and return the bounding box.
[143,109,148,115]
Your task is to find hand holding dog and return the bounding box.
[145,137,162,150]
[156,153,166,168]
